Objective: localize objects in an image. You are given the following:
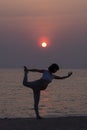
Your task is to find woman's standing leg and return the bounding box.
[33,90,42,119]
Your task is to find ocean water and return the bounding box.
[0,69,87,118]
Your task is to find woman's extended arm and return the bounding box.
[54,72,72,79]
[28,69,45,73]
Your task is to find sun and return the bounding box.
[39,37,49,48]
[41,42,47,48]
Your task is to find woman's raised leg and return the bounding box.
[23,66,29,86]
[23,66,35,89]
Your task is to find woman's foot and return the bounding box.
[24,66,28,72]
[36,115,43,120]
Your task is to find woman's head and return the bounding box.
[48,63,59,73]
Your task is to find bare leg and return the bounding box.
[33,90,42,119]
[23,66,28,86]
[23,66,42,119]
[23,66,35,89]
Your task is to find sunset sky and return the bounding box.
[0,0,87,68]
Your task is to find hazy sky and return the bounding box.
[0,0,87,68]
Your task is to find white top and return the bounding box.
[41,70,54,83]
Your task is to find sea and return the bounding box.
[0,69,87,118]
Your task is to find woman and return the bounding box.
[23,63,72,119]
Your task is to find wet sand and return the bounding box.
[0,116,87,130]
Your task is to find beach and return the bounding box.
[0,116,87,130]
[0,69,87,130]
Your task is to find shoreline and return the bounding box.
[0,116,87,130]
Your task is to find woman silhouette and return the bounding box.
[23,63,72,119]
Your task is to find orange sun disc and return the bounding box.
[41,42,47,47]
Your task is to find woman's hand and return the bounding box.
[68,72,73,77]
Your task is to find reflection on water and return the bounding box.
[0,69,87,118]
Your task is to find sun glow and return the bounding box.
[39,37,49,48]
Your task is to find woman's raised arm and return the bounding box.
[54,72,72,79]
